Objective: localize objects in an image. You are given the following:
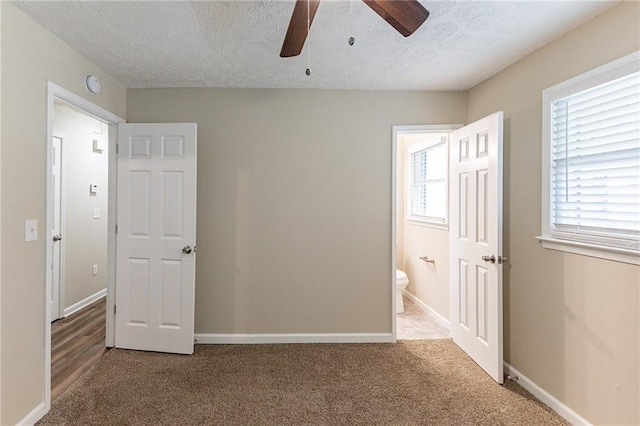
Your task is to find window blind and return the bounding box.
[409,141,447,221]
[551,71,640,249]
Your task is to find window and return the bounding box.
[407,135,448,227]
[539,52,640,265]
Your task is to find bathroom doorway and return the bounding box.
[392,125,460,340]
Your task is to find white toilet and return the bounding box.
[396,269,409,313]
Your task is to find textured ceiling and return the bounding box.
[15,1,617,90]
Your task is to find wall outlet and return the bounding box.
[25,219,38,242]
[92,264,98,276]
[93,208,101,219]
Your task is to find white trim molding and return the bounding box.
[403,290,450,330]
[48,82,124,125]
[391,125,398,342]
[406,219,449,231]
[16,403,46,426]
[504,363,592,426]
[63,288,107,318]
[536,236,640,266]
[195,333,394,345]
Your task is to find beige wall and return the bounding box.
[127,88,467,335]
[466,2,640,424]
[53,104,109,310]
[0,3,126,424]
[397,133,450,320]
[2,1,638,424]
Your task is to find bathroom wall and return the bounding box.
[53,104,109,311]
[397,133,450,321]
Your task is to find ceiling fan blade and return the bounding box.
[362,0,429,37]
[280,0,321,58]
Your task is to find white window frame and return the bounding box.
[537,51,640,265]
[406,135,449,229]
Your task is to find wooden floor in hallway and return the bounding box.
[51,297,108,401]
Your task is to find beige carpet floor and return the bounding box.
[39,339,567,425]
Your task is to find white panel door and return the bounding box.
[449,112,504,383]
[51,135,63,322]
[116,123,197,354]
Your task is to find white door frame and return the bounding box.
[391,124,462,342]
[44,81,124,410]
[51,132,67,322]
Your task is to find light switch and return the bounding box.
[93,139,105,152]
[92,264,98,276]
[25,219,38,242]
[93,208,101,219]
[89,184,98,194]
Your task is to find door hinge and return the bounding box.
[116,144,119,154]
[115,224,118,233]
[114,305,117,315]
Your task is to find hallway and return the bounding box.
[51,298,107,400]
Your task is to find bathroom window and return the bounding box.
[407,136,448,228]
[538,52,640,265]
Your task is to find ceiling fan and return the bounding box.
[280,0,430,58]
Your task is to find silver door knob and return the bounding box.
[53,234,63,242]
[482,254,496,264]
[182,245,192,254]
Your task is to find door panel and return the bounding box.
[116,123,197,355]
[450,112,503,383]
[51,136,63,321]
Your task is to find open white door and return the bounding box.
[115,123,197,355]
[51,135,63,322]
[449,112,504,383]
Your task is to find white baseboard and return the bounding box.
[63,288,106,318]
[16,402,46,426]
[195,333,394,344]
[403,290,450,329]
[504,363,591,426]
